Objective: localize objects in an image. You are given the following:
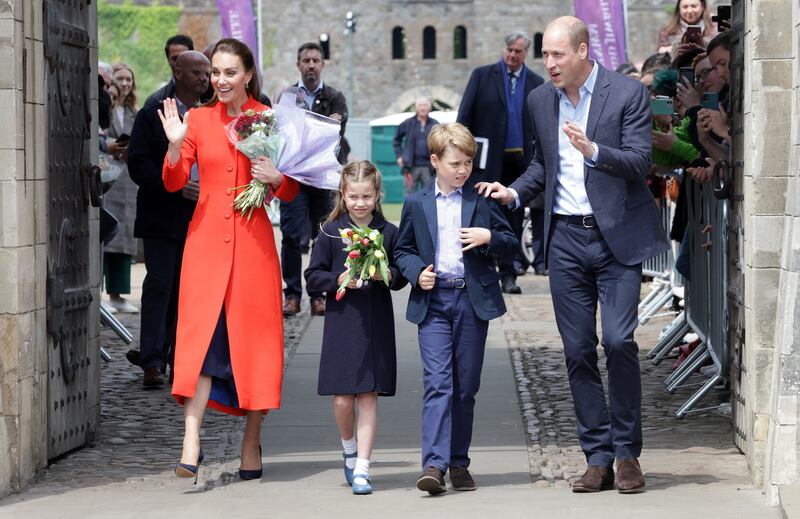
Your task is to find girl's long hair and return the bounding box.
[111,62,137,111]
[325,161,385,224]
[663,0,715,38]
[203,38,261,107]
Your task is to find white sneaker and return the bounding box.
[108,298,139,313]
[101,302,118,314]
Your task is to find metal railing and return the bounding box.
[639,201,682,325]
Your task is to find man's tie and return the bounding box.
[508,72,518,94]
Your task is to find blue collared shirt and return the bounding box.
[298,80,324,110]
[434,183,465,278]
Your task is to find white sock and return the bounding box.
[354,458,370,479]
[342,437,357,469]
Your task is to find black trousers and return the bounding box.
[139,237,185,371]
[280,184,334,299]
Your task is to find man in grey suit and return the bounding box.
[478,17,669,494]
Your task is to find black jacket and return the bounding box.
[393,115,439,168]
[457,62,544,184]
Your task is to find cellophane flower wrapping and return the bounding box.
[335,225,391,301]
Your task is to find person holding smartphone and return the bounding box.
[657,0,717,54]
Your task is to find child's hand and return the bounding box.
[418,264,436,291]
[337,272,358,289]
[460,227,491,251]
[372,270,392,283]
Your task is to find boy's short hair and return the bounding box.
[428,122,477,158]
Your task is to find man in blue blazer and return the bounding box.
[458,32,546,294]
[396,123,518,494]
[479,17,670,494]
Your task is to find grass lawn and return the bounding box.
[382,202,404,223]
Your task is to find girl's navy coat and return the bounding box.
[304,213,408,396]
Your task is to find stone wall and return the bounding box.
[0,0,52,497]
[741,0,800,505]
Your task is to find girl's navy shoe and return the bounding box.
[352,473,372,495]
[175,448,205,485]
[343,451,357,486]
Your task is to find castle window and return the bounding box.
[392,26,406,59]
[423,26,436,59]
[453,26,467,59]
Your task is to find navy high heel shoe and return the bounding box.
[175,448,205,484]
[239,445,263,480]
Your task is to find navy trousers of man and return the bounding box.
[139,237,185,372]
[280,185,334,300]
[547,218,643,467]
[418,285,488,472]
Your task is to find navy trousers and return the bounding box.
[280,185,333,299]
[139,237,185,371]
[529,207,546,272]
[547,218,643,467]
[418,286,488,472]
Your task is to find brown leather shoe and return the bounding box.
[416,466,447,495]
[616,458,645,493]
[449,466,476,491]
[143,367,164,388]
[310,297,326,316]
[282,297,300,317]
[572,465,614,493]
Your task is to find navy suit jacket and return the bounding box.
[395,182,519,324]
[510,64,670,266]
[457,62,544,184]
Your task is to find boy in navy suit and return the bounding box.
[395,123,518,494]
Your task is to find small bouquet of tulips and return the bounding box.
[335,225,390,301]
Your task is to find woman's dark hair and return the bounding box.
[671,46,705,69]
[97,74,110,130]
[204,38,261,106]
[706,30,732,56]
[662,0,715,38]
[641,52,672,76]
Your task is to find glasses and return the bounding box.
[695,69,712,83]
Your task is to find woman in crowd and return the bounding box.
[159,38,299,483]
[104,62,139,313]
[658,0,717,53]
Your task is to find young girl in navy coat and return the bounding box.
[304,160,408,495]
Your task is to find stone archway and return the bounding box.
[385,85,463,115]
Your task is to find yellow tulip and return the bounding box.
[374,250,384,260]
[369,231,379,241]
[369,264,376,277]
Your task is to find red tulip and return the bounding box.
[361,239,370,246]
[336,289,346,301]
[348,250,361,259]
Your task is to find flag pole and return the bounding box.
[256,0,264,76]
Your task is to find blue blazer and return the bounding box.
[395,182,519,324]
[510,64,670,266]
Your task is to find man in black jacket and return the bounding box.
[127,51,210,387]
[143,34,194,109]
[393,97,439,195]
[281,42,348,317]
[457,31,545,293]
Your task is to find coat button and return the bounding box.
[226,164,233,172]
[224,212,231,219]
[224,235,231,243]
[226,190,232,197]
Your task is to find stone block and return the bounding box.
[752,91,792,177]
[23,38,43,106]
[744,268,781,347]
[0,313,18,375]
[34,243,45,309]
[0,17,11,44]
[0,248,17,312]
[16,311,32,379]
[0,416,15,496]
[33,181,46,246]
[754,0,793,59]
[33,371,46,470]
[0,41,16,91]
[777,394,798,425]
[0,366,18,417]
[22,0,41,41]
[753,412,771,442]
[30,102,45,179]
[769,424,798,484]
[33,308,46,375]
[0,89,21,149]
[0,178,35,247]
[17,375,33,480]
[755,60,793,91]
[15,245,34,313]
[0,148,19,181]
[748,215,785,268]
[746,176,787,217]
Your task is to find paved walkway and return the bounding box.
[0,263,779,518]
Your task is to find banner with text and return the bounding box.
[574,0,628,70]
[216,0,259,69]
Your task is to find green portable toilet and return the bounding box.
[369,111,456,203]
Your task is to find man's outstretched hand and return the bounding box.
[475,182,515,205]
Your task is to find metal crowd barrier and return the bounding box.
[639,201,682,325]
[645,181,729,418]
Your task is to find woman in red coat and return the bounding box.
[159,38,299,482]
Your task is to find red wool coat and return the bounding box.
[163,97,299,415]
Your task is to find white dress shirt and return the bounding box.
[434,183,465,278]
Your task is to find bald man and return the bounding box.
[393,97,439,195]
[127,50,211,387]
[477,17,668,493]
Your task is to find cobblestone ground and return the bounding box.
[30,297,312,493]
[502,273,735,488]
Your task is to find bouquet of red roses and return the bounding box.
[224,108,282,220]
[335,225,391,301]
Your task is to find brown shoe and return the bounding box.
[416,466,447,495]
[310,297,326,316]
[616,458,645,494]
[143,367,164,388]
[282,297,300,317]
[449,466,476,491]
[572,465,614,493]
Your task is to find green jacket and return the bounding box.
[652,116,698,167]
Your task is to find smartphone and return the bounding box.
[701,92,719,110]
[682,25,703,45]
[712,5,732,25]
[115,133,130,144]
[650,97,674,116]
[679,67,695,87]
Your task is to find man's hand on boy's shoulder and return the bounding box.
[460,227,491,252]
[475,181,515,205]
[418,264,436,291]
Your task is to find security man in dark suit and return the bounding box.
[457,32,545,294]
[280,42,348,317]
